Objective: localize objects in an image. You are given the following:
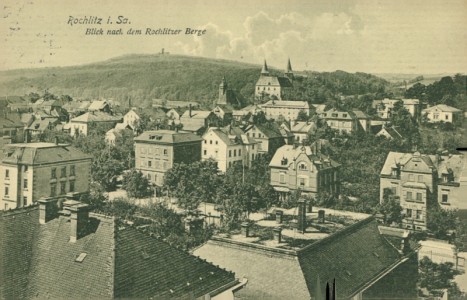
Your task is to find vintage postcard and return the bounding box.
[1,0,466,299]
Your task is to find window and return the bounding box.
[416,193,422,201]
[148,160,152,167]
[204,140,207,144]
[442,194,448,203]
[70,165,75,176]
[408,174,414,181]
[406,191,413,200]
[50,184,56,197]
[406,209,412,218]
[163,161,168,170]
[155,161,160,169]
[4,204,8,210]
[234,149,237,157]
[416,210,422,220]
[51,168,56,179]
[280,173,285,184]
[24,165,28,172]
[140,147,147,154]
[210,140,212,144]
[61,167,66,178]
[69,180,75,193]
[23,179,28,189]
[239,149,241,156]
[60,182,66,195]
[418,175,423,182]
[215,141,218,145]
[147,173,151,180]
[445,115,449,120]
[203,150,207,155]
[5,169,9,179]
[252,145,255,150]
[163,149,168,156]
[299,177,306,187]
[5,186,9,196]
[299,163,307,171]
[229,150,232,157]
[23,196,27,206]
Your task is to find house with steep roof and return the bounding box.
[122,108,140,129]
[67,112,122,136]
[217,76,240,107]
[166,107,186,125]
[202,126,258,172]
[0,116,24,145]
[380,151,466,230]
[422,104,463,124]
[180,108,218,135]
[255,60,293,100]
[260,100,310,121]
[134,130,203,186]
[0,142,91,211]
[212,105,234,126]
[88,99,111,113]
[289,121,318,144]
[269,145,340,199]
[194,205,418,300]
[376,125,405,140]
[0,200,240,299]
[320,109,369,134]
[243,123,285,155]
[373,98,421,120]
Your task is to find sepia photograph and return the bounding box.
[0,0,466,299]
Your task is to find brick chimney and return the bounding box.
[273,227,283,243]
[38,197,57,224]
[241,222,250,237]
[275,210,283,224]
[66,202,90,243]
[297,200,306,233]
[318,210,325,224]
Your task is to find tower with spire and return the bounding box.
[218,76,228,105]
[285,58,294,80]
[261,60,269,75]
[255,58,293,100]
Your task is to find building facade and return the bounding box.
[202,126,258,172]
[244,123,285,155]
[134,130,202,186]
[255,60,293,100]
[422,104,463,124]
[373,98,421,120]
[269,145,340,199]
[0,142,92,210]
[260,100,310,121]
[380,151,466,230]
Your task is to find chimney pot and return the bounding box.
[275,210,284,224]
[38,197,58,224]
[241,222,250,237]
[66,202,90,243]
[273,227,282,243]
[318,210,325,224]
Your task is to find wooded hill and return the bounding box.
[0,54,390,108]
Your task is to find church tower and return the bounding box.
[261,60,269,75]
[285,58,294,80]
[218,76,228,105]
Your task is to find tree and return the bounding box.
[122,169,151,198]
[79,182,108,210]
[296,109,309,121]
[418,256,463,298]
[378,191,403,225]
[390,100,419,145]
[427,206,458,240]
[92,147,126,191]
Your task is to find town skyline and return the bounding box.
[2,0,467,74]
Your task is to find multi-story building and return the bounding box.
[134,130,202,186]
[260,100,310,121]
[67,112,122,136]
[320,109,369,134]
[202,126,258,172]
[243,123,285,155]
[255,59,293,100]
[179,107,218,135]
[422,104,463,124]
[0,142,92,210]
[269,145,340,200]
[373,98,421,120]
[380,151,466,230]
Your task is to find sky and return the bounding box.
[1,0,467,74]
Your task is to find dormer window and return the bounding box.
[442,174,448,182]
[281,157,288,166]
[298,163,307,170]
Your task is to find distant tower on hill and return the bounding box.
[261,60,269,75]
[218,76,228,105]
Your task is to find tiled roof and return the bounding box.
[181,110,213,119]
[422,104,462,113]
[0,206,237,299]
[70,112,122,123]
[321,108,356,120]
[269,145,340,170]
[245,123,283,139]
[195,217,406,299]
[88,100,108,111]
[1,143,92,165]
[290,121,317,134]
[352,110,370,119]
[262,100,308,109]
[0,117,23,128]
[135,130,203,144]
[256,75,292,87]
[206,127,256,146]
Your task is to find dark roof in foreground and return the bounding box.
[0,205,236,299]
[194,217,406,299]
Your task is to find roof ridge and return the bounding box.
[297,216,375,254]
[0,203,39,217]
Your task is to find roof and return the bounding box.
[377,126,404,139]
[1,143,92,165]
[256,75,293,87]
[205,127,256,146]
[245,123,283,139]
[352,110,370,119]
[28,118,56,132]
[321,109,356,120]
[194,217,406,299]
[422,104,462,113]
[381,151,465,182]
[262,100,309,109]
[269,145,340,170]
[70,112,122,123]
[0,206,236,299]
[88,100,108,111]
[213,105,234,114]
[181,110,213,119]
[0,117,24,129]
[134,130,203,144]
[290,121,317,134]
